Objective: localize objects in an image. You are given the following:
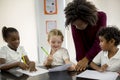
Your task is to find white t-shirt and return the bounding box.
[93,49,120,72]
[0,46,27,63]
[49,47,70,65]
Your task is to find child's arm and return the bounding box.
[90,62,101,71]
[24,55,37,72]
[90,62,108,72]
[44,55,53,67]
[0,58,28,70]
[64,58,76,71]
[100,64,108,72]
[0,58,5,64]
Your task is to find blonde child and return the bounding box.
[0,26,36,72]
[90,26,120,72]
[44,29,75,71]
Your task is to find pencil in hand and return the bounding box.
[22,54,26,64]
[41,47,49,55]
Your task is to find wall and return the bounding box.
[0,0,38,61]
[89,0,120,27]
[35,0,66,63]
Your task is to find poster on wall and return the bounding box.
[46,20,57,34]
[44,0,57,14]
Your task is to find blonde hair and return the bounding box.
[48,29,64,41]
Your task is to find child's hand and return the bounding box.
[0,58,5,64]
[68,64,76,71]
[47,55,53,63]
[117,72,120,76]
[18,62,29,70]
[98,64,108,72]
[28,61,37,72]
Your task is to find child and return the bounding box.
[90,26,120,72]
[0,26,36,72]
[44,29,75,71]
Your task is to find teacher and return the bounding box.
[64,0,107,71]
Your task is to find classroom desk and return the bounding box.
[0,68,120,80]
[0,70,93,80]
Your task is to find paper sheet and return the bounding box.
[77,70,119,80]
[49,64,72,72]
[17,67,48,76]
[7,68,23,77]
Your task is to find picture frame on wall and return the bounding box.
[44,0,57,15]
[46,20,57,34]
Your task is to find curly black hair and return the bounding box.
[98,26,120,46]
[64,0,98,27]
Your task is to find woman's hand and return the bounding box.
[28,61,37,72]
[76,57,89,71]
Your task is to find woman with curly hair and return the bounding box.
[64,0,107,71]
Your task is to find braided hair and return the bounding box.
[2,26,18,41]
